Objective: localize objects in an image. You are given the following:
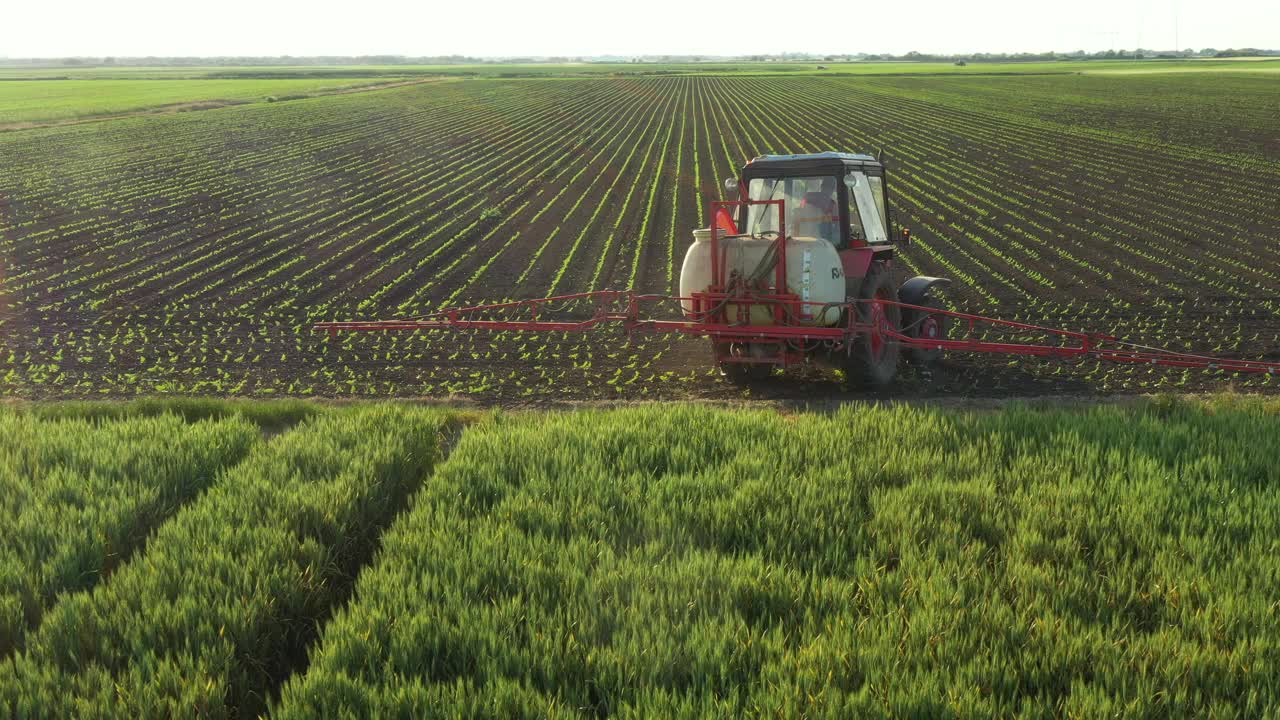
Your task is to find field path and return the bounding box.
[0,77,448,132]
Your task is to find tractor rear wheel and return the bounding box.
[848,265,901,387]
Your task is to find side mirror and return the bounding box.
[900,228,912,246]
[723,177,739,196]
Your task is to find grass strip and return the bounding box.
[0,413,258,656]
[277,399,1280,718]
[2,404,457,718]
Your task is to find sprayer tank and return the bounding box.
[678,229,844,327]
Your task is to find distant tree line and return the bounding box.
[1210,48,1274,57]
[0,55,489,67]
[838,48,1276,62]
[1,48,1275,68]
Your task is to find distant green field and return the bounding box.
[1,57,1276,81]
[1087,58,1280,75]
[0,77,390,125]
[1,57,1274,127]
[0,65,424,81]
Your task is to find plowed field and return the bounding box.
[1,73,1277,401]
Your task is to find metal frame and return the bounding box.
[878,160,896,241]
[707,198,790,327]
[315,291,1280,376]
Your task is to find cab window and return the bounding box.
[744,176,840,246]
[867,176,887,231]
[846,171,888,244]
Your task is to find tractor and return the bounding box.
[315,151,1280,384]
[684,151,949,385]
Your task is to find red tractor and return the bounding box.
[317,152,1280,385]
[683,152,948,385]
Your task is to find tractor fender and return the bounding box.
[898,276,952,306]
[898,276,952,365]
[840,246,895,299]
[838,247,875,285]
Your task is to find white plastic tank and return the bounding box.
[679,228,844,326]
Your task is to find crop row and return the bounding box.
[5,76,1275,314]
[0,413,257,655]
[0,405,457,717]
[276,402,1280,717]
[2,73,1277,398]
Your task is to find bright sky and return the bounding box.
[2,0,1277,58]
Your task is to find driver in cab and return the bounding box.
[793,177,840,246]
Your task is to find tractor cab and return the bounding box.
[726,152,893,250]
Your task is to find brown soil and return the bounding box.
[1,75,1276,403]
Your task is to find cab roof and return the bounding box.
[743,151,883,177]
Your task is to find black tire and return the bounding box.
[847,265,901,387]
[905,295,948,366]
[713,341,773,384]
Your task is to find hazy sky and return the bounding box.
[3,0,1277,58]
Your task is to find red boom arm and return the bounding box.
[314,291,1280,377]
